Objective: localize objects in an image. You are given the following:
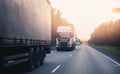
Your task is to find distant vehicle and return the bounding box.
[76,38,82,45]
[56,26,76,51]
[0,0,51,70]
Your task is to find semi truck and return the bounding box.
[0,0,51,70]
[56,26,76,51]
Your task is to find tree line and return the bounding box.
[89,19,120,46]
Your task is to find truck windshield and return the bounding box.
[57,32,71,38]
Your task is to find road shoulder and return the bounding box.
[88,44,120,64]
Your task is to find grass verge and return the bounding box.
[95,45,120,55]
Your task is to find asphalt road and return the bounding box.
[21,44,120,74]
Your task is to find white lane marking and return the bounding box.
[98,51,120,66]
[51,65,61,73]
[114,65,120,66]
[69,54,72,58]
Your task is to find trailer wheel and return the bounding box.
[35,47,40,67]
[56,48,61,51]
[27,47,35,70]
[40,47,45,65]
[0,57,4,73]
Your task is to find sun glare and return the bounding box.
[50,0,120,40]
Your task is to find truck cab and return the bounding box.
[56,26,76,51]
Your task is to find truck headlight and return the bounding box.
[69,44,72,47]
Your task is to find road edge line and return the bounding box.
[98,51,120,66]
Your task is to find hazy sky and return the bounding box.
[50,0,120,40]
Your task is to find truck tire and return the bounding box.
[0,58,4,73]
[56,48,61,51]
[40,47,45,65]
[35,47,41,67]
[27,47,36,70]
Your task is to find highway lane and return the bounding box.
[22,48,74,74]
[23,44,120,74]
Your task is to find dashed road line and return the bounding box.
[51,65,61,73]
[69,54,72,58]
[114,65,120,66]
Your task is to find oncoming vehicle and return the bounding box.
[56,26,76,51]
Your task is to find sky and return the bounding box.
[50,0,120,40]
